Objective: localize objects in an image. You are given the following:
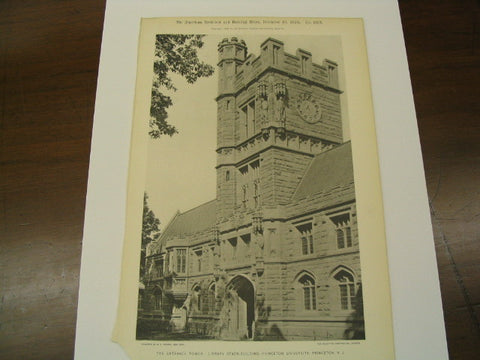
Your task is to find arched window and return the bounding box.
[298,274,316,310]
[207,283,216,314]
[334,269,356,310]
[153,287,162,311]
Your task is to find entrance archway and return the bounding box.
[223,275,255,339]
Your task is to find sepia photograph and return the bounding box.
[135,32,364,341]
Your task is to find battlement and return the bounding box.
[217,37,340,97]
[218,36,247,49]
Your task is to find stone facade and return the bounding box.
[139,37,363,341]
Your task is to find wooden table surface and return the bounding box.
[1,1,479,359]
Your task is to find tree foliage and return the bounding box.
[149,34,215,138]
[142,192,161,249]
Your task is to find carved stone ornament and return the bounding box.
[295,93,323,124]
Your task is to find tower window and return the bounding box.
[226,170,230,181]
[237,159,260,210]
[241,101,256,138]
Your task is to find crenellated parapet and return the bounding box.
[217,38,340,101]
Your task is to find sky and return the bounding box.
[144,34,348,229]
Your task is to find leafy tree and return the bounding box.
[149,34,215,138]
[142,192,160,250]
[140,193,161,281]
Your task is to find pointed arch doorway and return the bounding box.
[222,275,255,340]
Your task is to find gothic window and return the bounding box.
[251,160,260,208]
[333,269,356,311]
[153,287,162,310]
[242,105,248,138]
[297,223,313,255]
[241,100,256,138]
[208,283,216,314]
[226,170,230,181]
[176,249,186,274]
[154,258,164,278]
[298,274,316,310]
[237,159,260,209]
[249,101,256,135]
[330,213,352,249]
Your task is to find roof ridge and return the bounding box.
[159,211,181,241]
[178,198,217,216]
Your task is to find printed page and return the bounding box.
[112,17,395,360]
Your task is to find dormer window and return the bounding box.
[296,223,313,255]
[330,213,353,249]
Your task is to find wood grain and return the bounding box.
[0,1,106,359]
[0,1,478,359]
[399,1,480,359]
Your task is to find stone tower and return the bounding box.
[215,37,343,222]
[216,37,247,219]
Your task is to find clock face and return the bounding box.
[295,93,323,124]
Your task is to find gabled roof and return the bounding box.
[292,141,354,201]
[161,199,217,239]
